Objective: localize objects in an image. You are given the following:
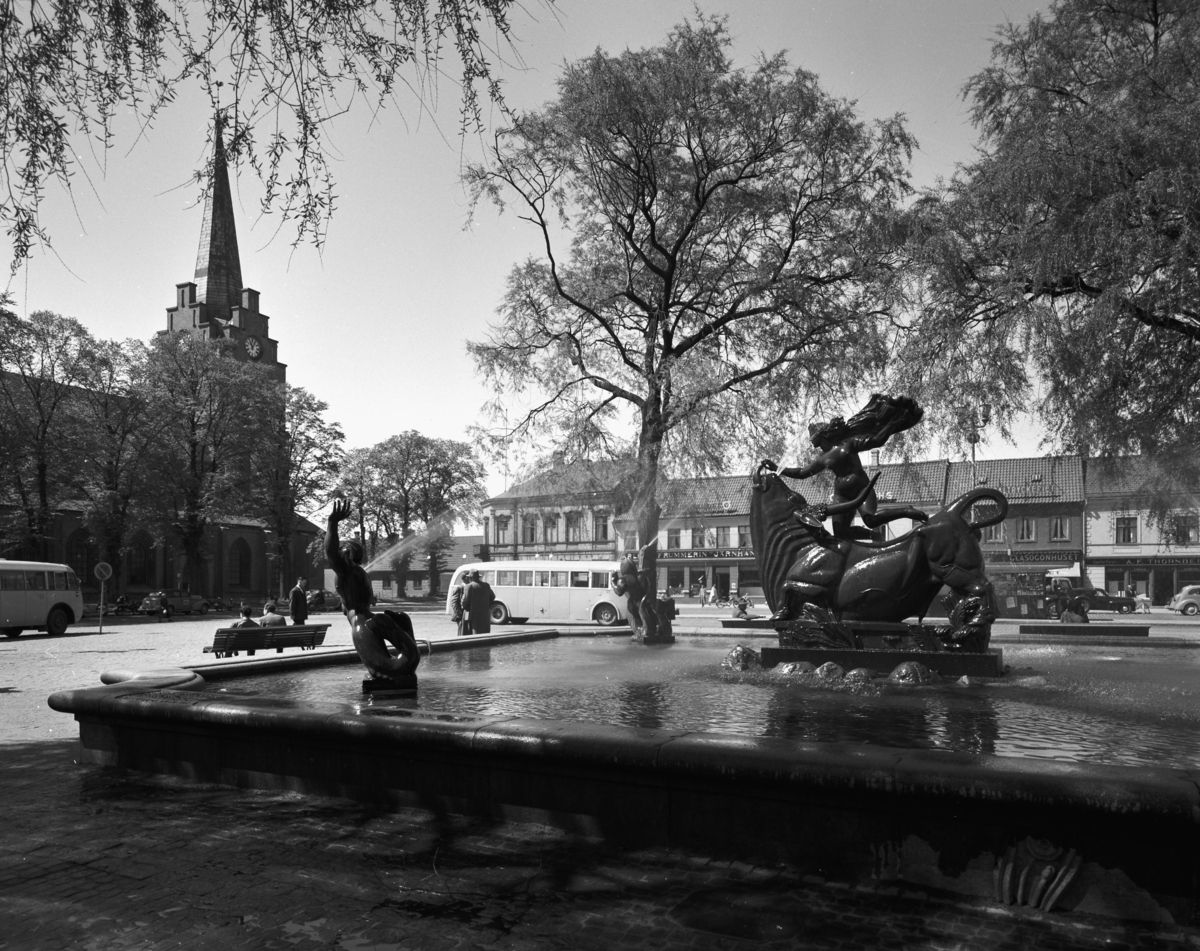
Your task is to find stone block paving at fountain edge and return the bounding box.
[0,741,1195,951]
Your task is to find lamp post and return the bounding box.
[967,404,992,481]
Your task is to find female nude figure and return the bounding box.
[325,498,421,684]
[764,394,928,540]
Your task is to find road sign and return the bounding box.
[94,562,113,582]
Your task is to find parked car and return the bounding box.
[306,588,342,612]
[138,589,211,616]
[1048,586,1135,617]
[1167,585,1200,616]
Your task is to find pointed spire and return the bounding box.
[193,112,243,317]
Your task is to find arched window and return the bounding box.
[126,534,154,587]
[66,530,95,581]
[227,538,252,589]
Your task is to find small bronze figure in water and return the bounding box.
[326,497,421,688]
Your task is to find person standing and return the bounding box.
[450,573,469,637]
[158,592,172,622]
[289,577,309,625]
[463,570,495,636]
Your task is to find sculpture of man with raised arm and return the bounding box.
[326,497,421,687]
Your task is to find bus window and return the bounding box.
[497,570,518,586]
[551,571,569,587]
[570,571,589,588]
[53,571,68,590]
[67,570,80,591]
[519,571,533,586]
[0,570,24,591]
[535,571,549,587]
[483,571,496,585]
[25,571,47,591]
[591,572,609,589]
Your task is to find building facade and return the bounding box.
[1086,457,1200,604]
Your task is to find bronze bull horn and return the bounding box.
[822,472,881,516]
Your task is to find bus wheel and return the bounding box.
[490,602,510,625]
[2,627,21,638]
[594,603,620,626]
[45,607,70,637]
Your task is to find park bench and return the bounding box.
[203,623,330,658]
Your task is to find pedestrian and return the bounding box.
[463,570,495,636]
[232,605,260,628]
[450,572,469,637]
[289,577,309,625]
[707,583,718,607]
[260,600,288,627]
[158,592,172,622]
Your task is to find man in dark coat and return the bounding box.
[463,570,495,636]
[289,577,309,625]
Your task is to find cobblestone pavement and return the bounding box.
[3,612,1199,949]
[1,739,1196,951]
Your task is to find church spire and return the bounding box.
[193,112,243,318]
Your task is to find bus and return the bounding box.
[445,561,630,626]
[0,559,84,637]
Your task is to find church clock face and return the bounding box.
[244,335,263,360]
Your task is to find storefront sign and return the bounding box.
[984,549,1081,565]
[1090,555,1200,567]
[629,548,757,561]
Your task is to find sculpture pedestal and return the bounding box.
[362,675,418,697]
[761,646,1004,678]
[632,632,675,645]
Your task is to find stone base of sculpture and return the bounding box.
[362,674,418,696]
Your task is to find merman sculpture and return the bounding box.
[326,497,422,690]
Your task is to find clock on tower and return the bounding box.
[244,335,263,360]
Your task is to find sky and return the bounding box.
[4,0,1054,495]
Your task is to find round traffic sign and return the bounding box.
[94,562,113,582]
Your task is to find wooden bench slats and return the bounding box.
[203,624,330,658]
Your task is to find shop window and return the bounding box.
[667,568,684,592]
[667,528,681,550]
[522,517,537,544]
[984,522,1006,544]
[1049,516,1069,542]
[716,526,731,548]
[1115,516,1138,545]
[1017,517,1036,542]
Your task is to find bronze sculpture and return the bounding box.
[751,395,1006,653]
[326,498,422,688]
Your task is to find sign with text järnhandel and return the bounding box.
[653,548,757,561]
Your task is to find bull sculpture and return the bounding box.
[750,462,1008,652]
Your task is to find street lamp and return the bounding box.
[966,404,992,480]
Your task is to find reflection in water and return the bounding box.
[220,637,1200,769]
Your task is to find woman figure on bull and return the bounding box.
[763,394,928,540]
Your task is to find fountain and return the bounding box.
[45,400,1200,924]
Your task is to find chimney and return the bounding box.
[871,450,880,468]
[551,450,565,467]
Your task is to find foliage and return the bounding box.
[892,0,1200,459]
[467,15,912,561]
[0,305,99,556]
[250,383,345,596]
[0,0,529,267]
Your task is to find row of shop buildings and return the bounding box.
[481,454,1200,609]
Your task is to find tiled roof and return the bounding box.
[871,460,947,506]
[486,460,629,505]
[945,456,1084,502]
[1084,455,1196,499]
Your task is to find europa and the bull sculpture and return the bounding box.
[752,394,1008,653]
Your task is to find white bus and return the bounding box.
[445,561,630,626]
[0,559,84,637]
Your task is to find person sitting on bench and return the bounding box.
[260,600,288,627]
[232,605,259,628]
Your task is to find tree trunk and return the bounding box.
[632,399,666,637]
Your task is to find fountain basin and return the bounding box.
[48,631,1200,924]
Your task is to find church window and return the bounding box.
[227,539,252,588]
[66,530,95,581]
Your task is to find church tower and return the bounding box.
[164,115,287,382]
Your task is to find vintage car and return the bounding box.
[1048,586,1136,616]
[138,589,210,616]
[1167,585,1200,616]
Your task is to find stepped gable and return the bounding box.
[945,455,1084,502]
